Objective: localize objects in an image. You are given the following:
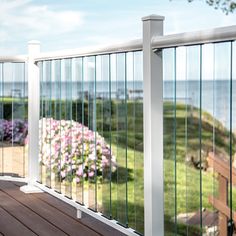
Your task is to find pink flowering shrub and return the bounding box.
[0,119,28,144]
[39,118,116,183]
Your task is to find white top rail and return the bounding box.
[0,55,27,63]
[152,25,236,49]
[1,25,236,62]
[34,39,142,61]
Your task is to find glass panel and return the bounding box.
[163,48,176,235]
[2,63,13,176]
[44,61,52,187]
[100,55,112,217]
[24,63,28,178]
[11,63,26,177]
[95,56,103,213]
[87,56,96,210]
[53,60,62,193]
[214,42,231,235]
[64,59,72,198]
[126,52,135,229]
[175,47,187,235]
[0,63,3,175]
[37,52,144,233]
[110,54,117,220]
[116,53,128,226]
[232,41,236,235]
[133,51,144,234]
[71,58,79,200]
[0,63,26,177]
[185,46,202,234]
[39,61,43,183]
[201,44,216,234]
[74,57,84,204]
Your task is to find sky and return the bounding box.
[1,0,236,55]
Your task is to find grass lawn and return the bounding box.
[39,100,234,235]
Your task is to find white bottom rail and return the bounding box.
[0,176,139,236]
[33,182,138,236]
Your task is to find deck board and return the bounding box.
[0,189,66,236]
[0,207,36,236]
[0,180,126,236]
[33,191,126,236]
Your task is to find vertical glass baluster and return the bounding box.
[83,57,89,206]
[186,46,201,235]
[95,56,103,212]
[75,57,84,204]
[109,54,112,219]
[24,63,28,178]
[201,44,216,233]
[44,60,52,187]
[175,47,187,235]
[214,42,231,235]
[64,59,72,199]
[22,63,27,178]
[231,41,236,235]
[229,41,233,236]
[50,61,56,190]
[126,52,135,229]
[2,63,5,175]
[61,59,66,196]
[0,63,3,175]
[2,63,13,176]
[53,60,62,193]
[39,61,43,183]
[116,53,128,227]
[133,51,144,234]
[71,58,77,199]
[50,61,55,190]
[87,56,96,210]
[110,54,117,219]
[163,48,176,235]
[11,63,25,177]
[100,55,112,217]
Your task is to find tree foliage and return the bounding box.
[188,0,236,13]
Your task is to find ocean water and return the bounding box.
[1,80,235,129]
[164,80,235,129]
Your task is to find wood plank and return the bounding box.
[218,175,228,236]
[0,206,36,236]
[0,189,66,236]
[32,190,126,236]
[209,196,236,222]
[207,152,236,184]
[0,181,100,236]
[13,181,126,236]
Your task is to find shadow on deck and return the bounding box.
[0,180,126,236]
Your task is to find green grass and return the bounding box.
[104,101,234,235]
[39,100,234,235]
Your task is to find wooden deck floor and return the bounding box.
[0,180,126,236]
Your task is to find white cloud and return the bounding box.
[0,0,84,50]
[1,0,236,55]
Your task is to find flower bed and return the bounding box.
[39,118,116,183]
[0,119,28,145]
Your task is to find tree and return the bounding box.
[188,0,236,14]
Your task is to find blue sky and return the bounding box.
[1,0,236,55]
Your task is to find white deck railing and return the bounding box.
[0,14,236,236]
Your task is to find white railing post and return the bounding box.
[20,40,42,193]
[142,15,165,236]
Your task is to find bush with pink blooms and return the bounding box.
[39,118,116,183]
[0,119,28,145]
